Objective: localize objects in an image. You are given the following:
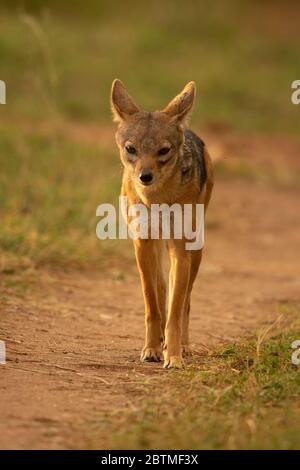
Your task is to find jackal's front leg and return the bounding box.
[134,239,163,362]
[164,241,191,369]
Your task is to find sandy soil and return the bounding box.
[0,129,300,449]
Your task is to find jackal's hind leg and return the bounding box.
[181,249,202,357]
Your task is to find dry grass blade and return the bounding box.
[256,313,284,361]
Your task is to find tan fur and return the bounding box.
[111,79,214,368]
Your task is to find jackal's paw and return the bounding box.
[141,346,162,363]
[182,345,192,357]
[163,355,185,369]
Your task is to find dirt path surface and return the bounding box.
[0,124,300,449]
[1,178,299,449]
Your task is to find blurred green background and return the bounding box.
[1,0,299,130]
[0,0,299,270]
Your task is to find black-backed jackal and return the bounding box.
[111,80,214,369]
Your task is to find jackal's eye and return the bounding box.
[125,144,137,155]
[158,147,170,156]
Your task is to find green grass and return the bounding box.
[0,1,299,134]
[0,126,134,269]
[86,307,300,450]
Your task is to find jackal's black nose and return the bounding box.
[139,169,154,185]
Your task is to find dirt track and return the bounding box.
[1,131,300,449]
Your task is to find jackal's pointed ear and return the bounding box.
[111,79,140,123]
[163,81,196,123]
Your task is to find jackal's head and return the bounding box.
[111,79,196,192]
